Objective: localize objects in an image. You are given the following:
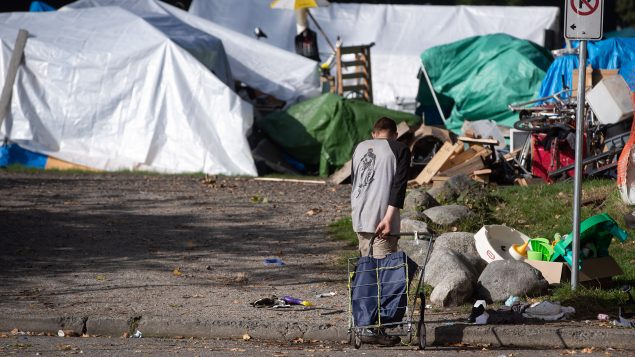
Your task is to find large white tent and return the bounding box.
[190,0,560,109]
[65,0,321,103]
[0,7,257,176]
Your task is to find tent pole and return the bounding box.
[420,60,446,124]
[0,29,28,130]
[307,11,335,52]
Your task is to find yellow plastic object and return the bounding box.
[510,241,529,260]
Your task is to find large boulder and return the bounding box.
[423,205,473,226]
[434,232,486,274]
[399,239,432,267]
[446,174,477,193]
[401,210,428,221]
[477,260,549,303]
[400,218,430,235]
[426,185,458,203]
[425,247,478,306]
[426,174,477,203]
[404,189,439,212]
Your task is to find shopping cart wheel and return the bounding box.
[352,330,362,349]
[417,319,426,350]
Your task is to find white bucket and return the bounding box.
[474,225,531,263]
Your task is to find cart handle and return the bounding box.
[368,231,434,258]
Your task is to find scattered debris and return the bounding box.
[130,330,142,338]
[250,195,269,204]
[263,258,285,266]
[315,292,336,298]
[305,208,321,216]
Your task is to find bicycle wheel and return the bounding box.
[514,116,573,133]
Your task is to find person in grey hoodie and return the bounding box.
[351,117,409,259]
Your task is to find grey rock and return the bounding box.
[399,239,432,267]
[404,189,439,212]
[477,260,549,303]
[426,185,459,203]
[400,218,430,235]
[423,205,473,225]
[425,247,477,307]
[435,232,478,256]
[401,210,428,221]
[435,232,486,274]
[446,174,477,192]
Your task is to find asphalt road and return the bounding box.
[0,335,631,357]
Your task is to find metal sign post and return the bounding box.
[564,0,603,290]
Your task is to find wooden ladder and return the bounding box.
[335,43,374,103]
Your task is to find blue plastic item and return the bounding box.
[538,38,635,100]
[29,1,55,12]
[263,258,285,266]
[0,144,48,169]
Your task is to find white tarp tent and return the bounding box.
[0,7,257,176]
[65,0,321,103]
[190,0,560,109]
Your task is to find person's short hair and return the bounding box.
[372,117,397,134]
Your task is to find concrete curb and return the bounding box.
[2,315,634,349]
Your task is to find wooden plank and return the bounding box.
[447,147,479,166]
[415,141,460,185]
[472,169,492,175]
[254,177,326,184]
[328,160,352,185]
[341,60,365,67]
[0,29,28,128]
[457,136,499,146]
[431,176,449,182]
[471,174,489,184]
[439,152,487,177]
[396,121,410,139]
[45,157,98,172]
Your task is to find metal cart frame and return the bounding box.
[347,231,435,349]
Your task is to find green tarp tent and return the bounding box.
[417,33,553,134]
[258,94,421,176]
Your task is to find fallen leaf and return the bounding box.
[306,208,321,216]
[10,328,19,335]
[581,347,595,354]
[122,332,129,338]
[242,333,251,341]
[56,343,75,351]
[292,337,304,344]
[95,275,106,281]
[172,268,183,277]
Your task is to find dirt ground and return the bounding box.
[0,172,355,326]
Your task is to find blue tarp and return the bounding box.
[538,38,635,99]
[29,1,55,12]
[620,60,635,92]
[0,144,47,168]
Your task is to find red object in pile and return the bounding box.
[531,133,577,182]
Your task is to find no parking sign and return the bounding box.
[565,0,604,40]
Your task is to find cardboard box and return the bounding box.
[525,256,623,285]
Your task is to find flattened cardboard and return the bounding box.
[526,256,623,285]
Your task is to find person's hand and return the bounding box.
[375,205,397,238]
[375,219,390,237]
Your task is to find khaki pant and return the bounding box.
[356,232,399,258]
